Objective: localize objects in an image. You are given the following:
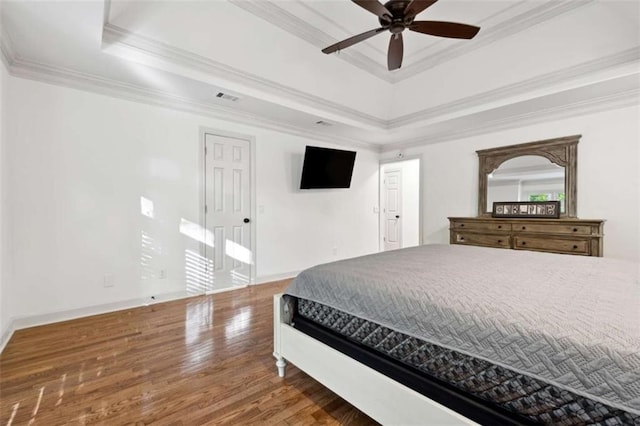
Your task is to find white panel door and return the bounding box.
[383,169,402,251]
[205,134,252,291]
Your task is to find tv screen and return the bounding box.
[300,146,357,189]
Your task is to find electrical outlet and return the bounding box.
[103,274,115,288]
[159,269,167,279]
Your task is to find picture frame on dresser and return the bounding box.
[492,201,560,219]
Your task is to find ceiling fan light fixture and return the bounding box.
[322,0,480,71]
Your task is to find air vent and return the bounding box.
[315,120,332,127]
[215,92,240,102]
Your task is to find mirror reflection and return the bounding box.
[487,155,565,213]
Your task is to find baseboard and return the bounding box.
[0,290,196,355]
[0,277,298,354]
[254,271,299,285]
[0,321,16,354]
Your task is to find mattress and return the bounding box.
[285,244,640,417]
[293,297,639,425]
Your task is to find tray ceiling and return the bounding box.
[1,0,639,151]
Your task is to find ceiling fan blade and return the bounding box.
[404,0,438,19]
[322,27,387,54]
[352,0,392,21]
[410,21,480,39]
[387,33,403,71]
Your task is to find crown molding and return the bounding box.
[229,0,593,83]
[8,56,380,152]
[229,0,392,82]
[389,46,640,128]
[102,23,387,130]
[0,21,16,69]
[382,87,640,152]
[5,52,637,155]
[392,0,594,82]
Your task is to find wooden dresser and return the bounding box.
[448,217,605,256]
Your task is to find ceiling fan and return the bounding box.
[322,0,480,71]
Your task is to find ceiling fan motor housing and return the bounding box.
[379,0,414,29]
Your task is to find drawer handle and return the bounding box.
[573,228,578,232]
[460,224,465,227]
[460,237,465,241]
[521,226,526,230]
[521,241,527,246]
[498,240,503,243]
[497,225,502,229]
[573,245,578,249]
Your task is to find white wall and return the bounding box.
[382,105,640,262]
[380,159,420,249]
[3,76,380,327]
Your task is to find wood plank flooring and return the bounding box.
[0,281,377,425]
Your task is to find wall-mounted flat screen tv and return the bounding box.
[300,146,357,189]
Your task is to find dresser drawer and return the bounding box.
[453,232,510,248]
[513,236,590,255]
[512,223,593,235]
[452,221,511,232]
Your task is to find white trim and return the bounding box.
[379,155,424,248]
[101,23,387,130]
[204,284,249,296]
[0,20,17,69]
[200,128,258,289]
[229,0,391,83]
[273,294,477,425]
[102,0,112,26]
[0,277,295,354]
[3,35,636,153]
[389,47,640,128]
[0,290,198,354]
[254,271,299,285]
[8,56,378,152]
[0,321,16,354]
[230,0,592,83]
[391,0,594,82]
[382,87,640,152]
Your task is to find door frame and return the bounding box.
[199,127,257,291]
[379,155,423,251]
[382,168,403,251]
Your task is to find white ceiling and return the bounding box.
[1,0,639,151]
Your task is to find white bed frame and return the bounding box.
[273,294,477,425]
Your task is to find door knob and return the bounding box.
[395,215,400,219]
[243,218,250,223]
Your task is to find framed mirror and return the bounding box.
[477,135,579,218]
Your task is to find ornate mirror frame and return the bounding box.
[477,135,580,218]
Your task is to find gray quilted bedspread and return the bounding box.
[285,244,640,414]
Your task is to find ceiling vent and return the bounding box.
[215,92,240,102]
[315,120,332,127]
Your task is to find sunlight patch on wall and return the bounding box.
[184,249,213,294]
[140,230,161,280]
[140,196,154,219]
[224,239,253,265]
[179,218,214,248]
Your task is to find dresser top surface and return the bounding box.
[448,217,605,224]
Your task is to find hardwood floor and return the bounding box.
[0,281,377,425]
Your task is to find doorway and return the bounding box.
[379,157,421,251]
[203,132,255,292]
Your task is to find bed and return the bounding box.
[273,244,640,425]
